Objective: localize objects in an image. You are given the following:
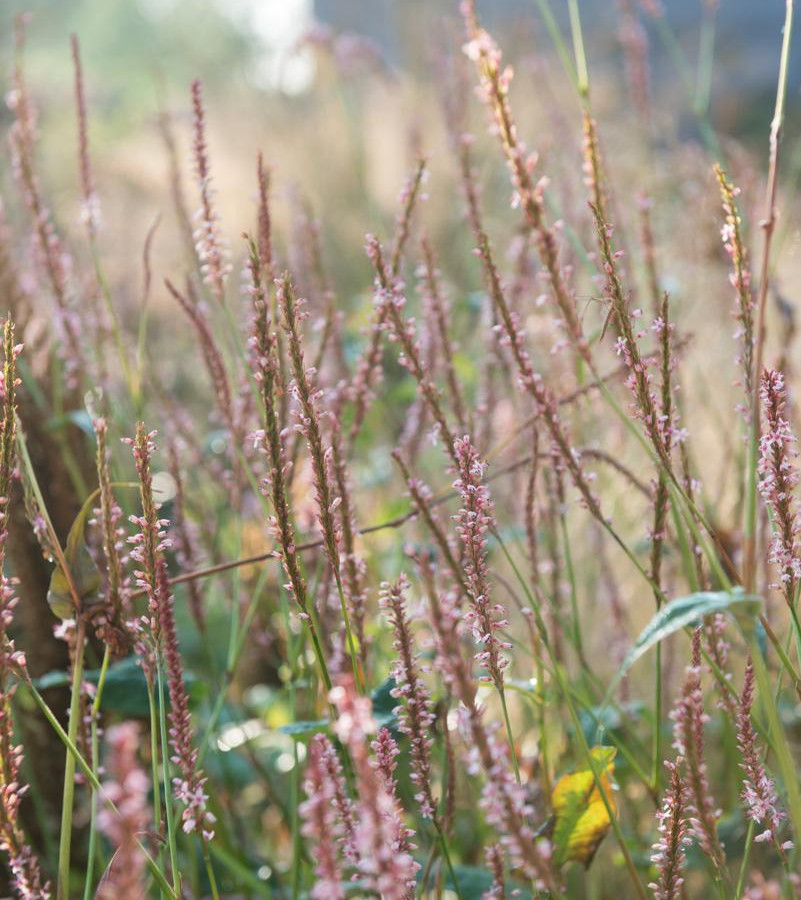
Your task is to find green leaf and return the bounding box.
[34,657,201,717]
[46,489,103,619]
[442,865,533,900]
[370,675,399,730]
[442,866,492,900]
[98,657,154,716]
[278,719,330,737]
[608,589,761,696]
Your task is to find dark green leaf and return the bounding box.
[370,675,399,729]
[34,656,201,717]
[442,865,533,900]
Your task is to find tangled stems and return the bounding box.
[250,254,333,695]
[276,274,363,692]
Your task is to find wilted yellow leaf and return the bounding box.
[550,746,616,868]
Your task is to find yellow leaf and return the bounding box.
[550,746,616,868]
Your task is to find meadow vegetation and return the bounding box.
[1,2,801,898]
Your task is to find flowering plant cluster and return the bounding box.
[0,4,800,900]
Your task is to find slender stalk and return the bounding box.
[559,515,584,663]
[494,532,649,900]
[147,677,164,868]
[694,7,717,116]
[498,689,520,783]
[531,0,578,90]
[434,824,463,900]
[157,656,181,893]
[290,737,301,900]
[203,841,221,900]
[744,0,795,592]
[197,569,268,768]
[651,13,723,157]
[27,682,178,899]
[82,645,112,900]
[651,643,662,796]
[57,618,86,900]
[566,0,589,99]
[89,241,136,401]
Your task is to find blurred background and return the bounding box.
[2,0,798,354]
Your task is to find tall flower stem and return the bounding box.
[57,617,86,900]
[498,689,520,783]
[197,568,268,768]
[277,274,363,691]
[157,655,181,893]
[147,676,165,869]
[202,841,221,900]
[746,632,801,864]
[82,644,112,900]
[743,0,795,592]
[433,824,463,900]
[733,819,756,900]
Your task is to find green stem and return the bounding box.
[652,14,723,158]
[559,515,584,662]
[157,656,181,893]
[282,586,303,900]
[694,10,717,117]
[57,618,86,900]
[290,739,302,900]
[208,841,273,898]
[333,573,365,693]
[597,377,732,590]
[203,840,221,900]
[566,0,589,100]
[531,0,578,91]
[435,821,464,900]
[82,645,112,900]
[498,688,520,783]
[494,533,648,900]
[651,642,662,796]
[197,554,268,767]
[147,677,165,868]
[27,682,178,899]
[90,238,136,402]
[744,0,795,592]
[734,820,756,900]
